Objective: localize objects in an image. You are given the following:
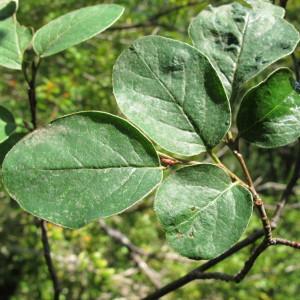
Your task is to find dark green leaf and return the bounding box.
[0,106,16,143]
[0,0,18,20]
[2,112,162,229]
[0,16,32,69]
[189,3,299,99]
[0,132,25,165]
[113,36,230,157]
[33,4,124,57]
[237,68,300,148]
[155,164,253,259]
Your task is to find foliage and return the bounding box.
[0,0,300,299]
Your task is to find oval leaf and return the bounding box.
[237,68,300,148]
[189,3,300,99]
[0,17,32,69]
[2,112,163,229]
[113,36,230,157]
[33,4,124,57]
[0,106,16,143]
[155,164,253,259]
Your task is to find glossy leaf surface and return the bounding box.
[155,164,253,259]
[33,4,124,57]
[2,112,162,228]
[113,36,230,157]
[0,17,32,69]
[189,2,299,99]
[237,69,300,148]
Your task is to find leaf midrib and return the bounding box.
[240,91,297,136]
[168,181,239,230]
[12,166,162,171]
[230,8,250,98]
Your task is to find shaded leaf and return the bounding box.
[0,105,16,143]
[237,68,300,148]
[2,112,162,229]
[189,2,299,99]
[33,4,124,57]
[0,0,18,20]
[113,35,230,157]
[245,0,284,16]
[0,132,26,165]
[0,16,32,69]
[155,164,253,259]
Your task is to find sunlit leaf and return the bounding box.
[113,35,230,157]
[155,164,253,259]
[33,4,124,57]
[2,112,163,229]
[189,2,299,99]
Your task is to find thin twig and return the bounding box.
[194,239,269,283]
[208,149,249,188]
[40,221,61,300]
[23,58,61,300]
[144,138,300,299]
[273,238,300,249]
[99,220,148,257]
[234,239,269,282]
[142,1,300,298]
[99,220,161,288]
[24,59,40,128]
[142,229,264,300]
[226,137,273,241]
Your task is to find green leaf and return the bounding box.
[2,112,162,229]
[0,0,18,20]
[237,68,300,148]
[245,0,284,16]
[0,106,16,143]
[0,16,32,69]
[33,4,124,57]
[189,3,299,99]
[113,36,230,157]
[0,132,25,165]
[155,164,253,259]
[235,1,252,8]
[247,1,285,17]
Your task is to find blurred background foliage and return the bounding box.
[1,0,300,299]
